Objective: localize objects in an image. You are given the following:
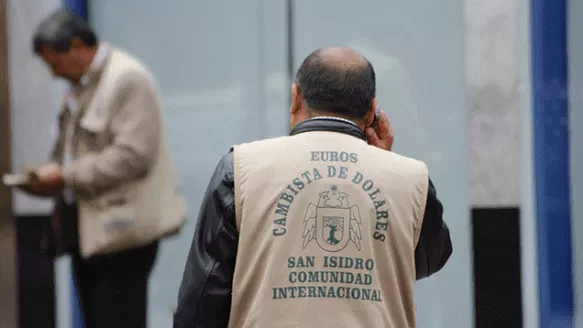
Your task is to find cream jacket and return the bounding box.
[52,46,187,258]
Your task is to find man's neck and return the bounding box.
[82,46,99,71]
[74,45,102,86]
[308,111,364,130]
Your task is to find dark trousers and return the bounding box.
[72,241,158,328]
[57,202,159,328]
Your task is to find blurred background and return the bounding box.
[0,0,579,327]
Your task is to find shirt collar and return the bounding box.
[290,117,366,140]
[307,116,360,127]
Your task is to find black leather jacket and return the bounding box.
[173,118,453,328]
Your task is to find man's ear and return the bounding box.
[70,37,85,51]
[290,83,302,114]
[365,98,378,127]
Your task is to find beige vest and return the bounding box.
[231,131,428,328]
[67,49,187,258]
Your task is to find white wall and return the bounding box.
[7,0,65,215]
[466,0,521,207]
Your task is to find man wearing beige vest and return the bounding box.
[174,46,452,328]
[17,9,186,328]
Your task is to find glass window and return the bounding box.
[90,1,289,326]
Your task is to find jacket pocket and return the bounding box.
[91,183,141,250]
[79,109,111,152]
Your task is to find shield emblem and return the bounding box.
[315,207,351,252]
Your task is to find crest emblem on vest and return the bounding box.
[302,185,363,252]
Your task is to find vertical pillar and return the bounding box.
[0,0,18,326]
[531,0,574,326]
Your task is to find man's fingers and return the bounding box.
[376,111,391,137]
[366,110,394,151]
[376,111,394,150]
[35,162,60,179]
[365,127,381,146]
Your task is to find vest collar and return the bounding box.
[290,117,366,141]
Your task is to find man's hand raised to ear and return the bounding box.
[365,110,394,151]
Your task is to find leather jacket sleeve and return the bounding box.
[414,178,453,280]
[174,151,237,328]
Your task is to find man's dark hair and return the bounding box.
[294,48,376,119]
[33,9,98,54]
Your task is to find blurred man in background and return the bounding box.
[19,9,186,328]
[174,46,452,328]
